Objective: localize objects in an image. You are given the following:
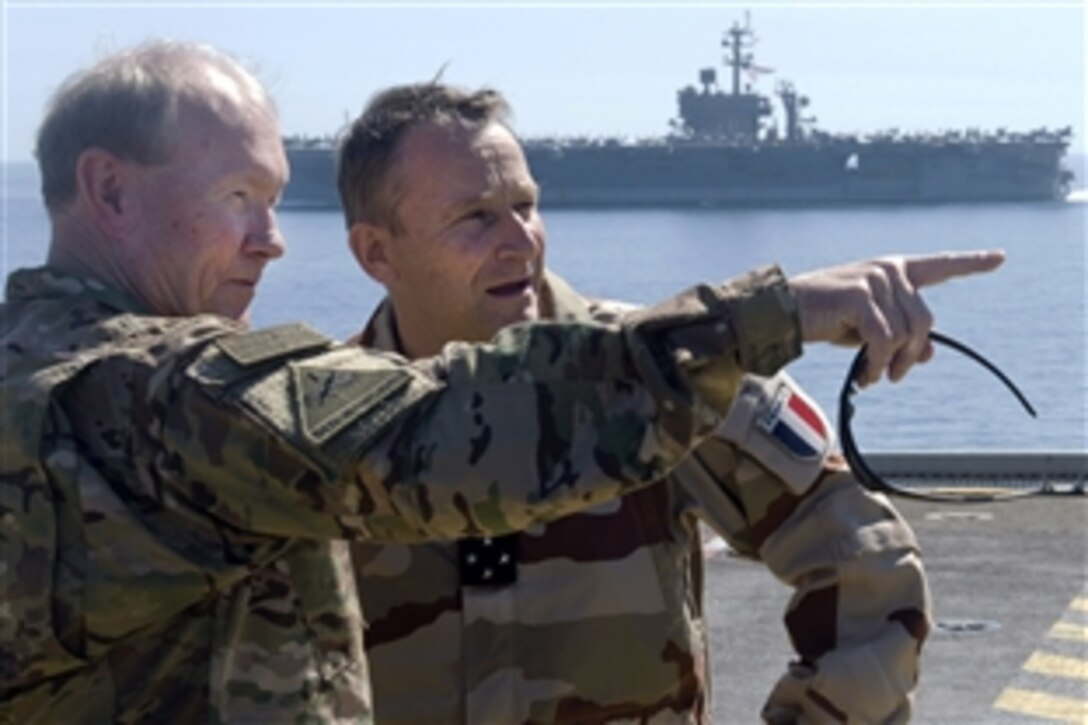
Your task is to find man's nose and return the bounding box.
[245,208,286,260]
[496,211,540,261]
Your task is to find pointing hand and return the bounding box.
[790,250,1006,385]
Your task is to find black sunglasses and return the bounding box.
[838,331,1044,503]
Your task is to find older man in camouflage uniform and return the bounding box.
[1,43,1000,723]
[336,84,988,724]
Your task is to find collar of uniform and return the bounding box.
[5,266,149,315]
[350,298,401,352]
[543,270,593,323]
[355,270,594,355]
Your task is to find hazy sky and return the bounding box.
[2,1,1085,162]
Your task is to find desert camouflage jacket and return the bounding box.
[352,273,931,724]
[0,265,800,723]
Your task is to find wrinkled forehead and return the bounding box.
[472,123,537,193]
[386,120,533,218]
[395,121,528,186]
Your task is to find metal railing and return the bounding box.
[866,450,1087,495]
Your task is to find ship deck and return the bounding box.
[707,450,1087,723]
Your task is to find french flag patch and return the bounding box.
[756,383,831,461]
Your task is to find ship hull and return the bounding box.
[283,147,340,209]
[282,139,1071,209]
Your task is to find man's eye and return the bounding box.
[460,209,492,225]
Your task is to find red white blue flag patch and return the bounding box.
[757,383,831,461]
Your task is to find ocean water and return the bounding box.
[4,161,1085,451]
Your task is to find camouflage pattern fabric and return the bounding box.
[0,264,799,723]
[352,272,931,724]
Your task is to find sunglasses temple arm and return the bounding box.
[838,332,1037,502]
[927,331,1036,417]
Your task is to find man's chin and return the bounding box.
[208,301,252,325]
[495,308,541,335]
[210,288,256,324]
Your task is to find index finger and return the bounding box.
[904,250,1006,289]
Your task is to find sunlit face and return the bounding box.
[121,88,288,321]
[372,121,546,357]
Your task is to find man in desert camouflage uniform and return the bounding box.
[0,43,999,723]
[337,84,969,723]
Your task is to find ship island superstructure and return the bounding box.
[282,17,1074,209]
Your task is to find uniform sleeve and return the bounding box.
[672,373,931,724]
[155,266,802,544]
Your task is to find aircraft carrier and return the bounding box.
[282,18,1074,209]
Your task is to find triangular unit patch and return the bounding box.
[291,361,411,445]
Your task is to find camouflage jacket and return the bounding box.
[0,265,800,723]
[352,273,931,725]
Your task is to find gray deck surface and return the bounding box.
[708,494,1087,723]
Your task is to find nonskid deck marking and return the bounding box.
[993,587,1088,722]
[1023,652,1088,682]
[994,688,1088,723]
[1050,621,1088,644]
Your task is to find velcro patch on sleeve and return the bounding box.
[291,359,412,445]
[185,340,425,478]
[216,323,330,367]
[719,372,832,495]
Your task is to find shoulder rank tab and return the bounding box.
[216,323,330,367]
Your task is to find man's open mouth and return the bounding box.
[487,279,532,297]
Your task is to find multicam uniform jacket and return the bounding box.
[0,265,801,723]
[352,273,931,725]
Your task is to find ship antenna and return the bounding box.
[429,61,451,85]
[724,21,744,96]
[723,15,773,96]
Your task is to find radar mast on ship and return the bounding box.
[674,14,811,144]
[775,80,816,142]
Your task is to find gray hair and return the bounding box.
[336,83,511,232]
[35,40,275,213]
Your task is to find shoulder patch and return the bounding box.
[216,323,330,367]
[756,382,830,462]
[292,361,411,445]
[184,339,427,478]
[718,372,832,495]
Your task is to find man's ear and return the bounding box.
[348,222,396,285]
[74,148,133,234]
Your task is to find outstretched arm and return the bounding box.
[154,267,800,543]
